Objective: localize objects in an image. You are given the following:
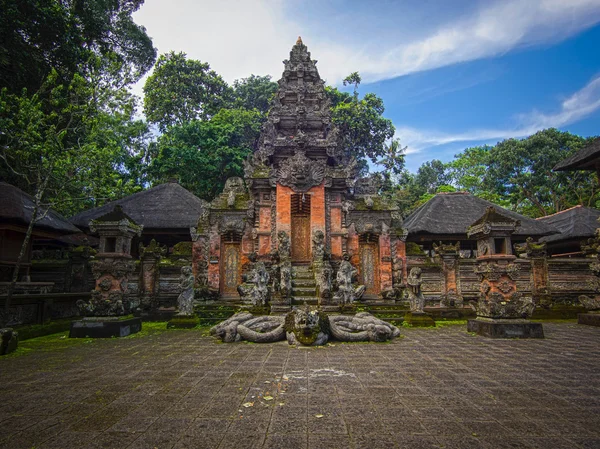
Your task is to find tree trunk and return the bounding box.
[4,182,46,313]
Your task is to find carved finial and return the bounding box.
[296,36,303,45]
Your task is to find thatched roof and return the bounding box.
[538,205,600,243]
[554,138,600,171]
[0,182,81,234]
[403,192,557,237]
[69,182,208,231]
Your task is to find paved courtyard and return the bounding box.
[0,322,599,449]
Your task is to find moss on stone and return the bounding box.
[172,242,193,256]
[406,242,425,256]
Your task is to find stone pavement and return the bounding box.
[0,322,599,449]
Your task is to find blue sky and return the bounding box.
[134,0,600,172]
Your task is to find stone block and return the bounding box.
[467,319,544,338]
[0,328,18,355]
[405,312,436,327]
[70,317,142,338]
[578,313,600,327]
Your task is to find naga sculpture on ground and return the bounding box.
[210,305,401,345]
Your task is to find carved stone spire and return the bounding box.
[246,38,351,186]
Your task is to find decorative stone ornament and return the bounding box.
[466,207,543,338]
[210,307,400,345]
[275,150,327,192]
[71,206,143,338]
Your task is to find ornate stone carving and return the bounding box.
[237,261,270,306]
[333,258,366,305]
[210,308,400,345]
[407,267,425,313]
[176,266,195,316]
[285,304,329,346]
[514,237,547,258]
[210,312,285,343]
[329,312,400,342]
[578,295,600,311]
[276,150,326,192]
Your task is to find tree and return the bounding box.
[325,74,396,174]
[143,52,231,131]
[231,75,278,114]
[0,70,150,310]
[485,129,597,216]
[0,0,156,94]
[148,108,263,199]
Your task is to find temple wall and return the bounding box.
[402,256,595,307]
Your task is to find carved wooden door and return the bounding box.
[291,194,311,262]
[221,242,241,295]
[360,243,380,294]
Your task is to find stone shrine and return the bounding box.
[466,207,544,338]
[191,38,405,308]
[70,206,143,338]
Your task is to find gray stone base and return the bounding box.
[405,312,436,327]
[69,317,142,338]
[0,328,18,355]
[467,318,544,338]
[578,313,600,327]
[167,314,199,329]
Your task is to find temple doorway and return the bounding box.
[220,232,241,296]
[359,234,380,295]
[291,193,311,262]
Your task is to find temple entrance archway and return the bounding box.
[220,232,242,296]
[291,193,311,262]
[359,234,380,295]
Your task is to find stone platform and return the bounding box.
[69,317,142,338]
[467,318,544,338]
[1,322,599,449]
[578,312,600,327]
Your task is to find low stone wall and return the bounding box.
[0,292,89,327]
[406,256,592,307]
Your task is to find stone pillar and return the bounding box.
[433,242,463,309]
[71,205,143,338]
[466,207,543,338]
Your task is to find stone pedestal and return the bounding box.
[467,318,544,338]
[0,328,18,355]
[404,311,436,327]
[167,314,200,329]
[578,312,600,327]
[69,317,142,338]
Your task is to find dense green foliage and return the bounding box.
[0,0,156,93]
[325,74,399,174]
[394,129,598,217]
[148,108,263,200]
[143,52,230,131]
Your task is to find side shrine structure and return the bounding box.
[191,38,405,309]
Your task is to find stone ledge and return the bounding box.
[69,317,141,338]
[467,319,544,338]
[578,313,600,327]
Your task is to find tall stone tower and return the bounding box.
[192,38,406,307]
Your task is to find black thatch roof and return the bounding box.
[538,205,600,243]
[403,192,557,237]
[0,182,81,235]
[70,182,207,231]
[554,138,600,171]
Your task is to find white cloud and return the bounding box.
[397,74,600,154]
[133,0,600,88]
